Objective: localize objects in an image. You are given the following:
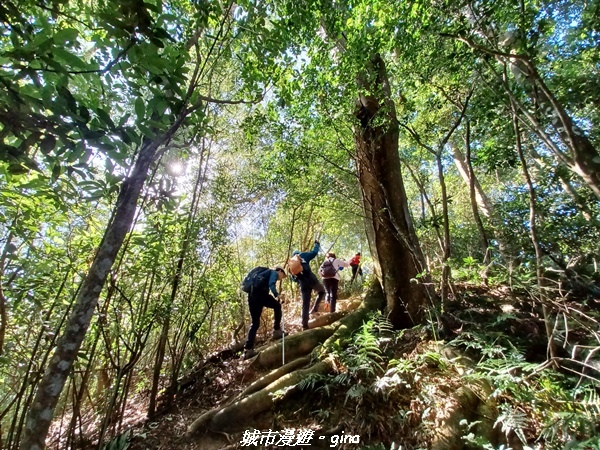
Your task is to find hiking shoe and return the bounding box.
[272,329,287,340]
[302,325,310,331]
[243,349,257,360]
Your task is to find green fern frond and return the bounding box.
[333,372,352,385]
[102,430,131,450]
[297,373,326,391]
[495,404,528,444]
[345,383,368,404]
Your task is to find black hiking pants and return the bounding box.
[322,278,340,313]
[244,291,282,350]
[299,273,325,328]
[350,264,362,283]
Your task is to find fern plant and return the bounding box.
[495,404,529,445]
[450,330,600,448]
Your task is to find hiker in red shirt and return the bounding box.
[349,252,363,284]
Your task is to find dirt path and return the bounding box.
[128,297,363,450]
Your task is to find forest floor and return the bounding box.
[120,282,599,450]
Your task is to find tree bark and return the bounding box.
[353,53,428,328]
[0,229,13,356]
[20,113,186,449]
[512,109,557,361]
[450,143,493,220]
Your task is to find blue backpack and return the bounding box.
[241,267,271,293]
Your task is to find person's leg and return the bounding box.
[350,264,358,283]
[310,280,326,313]
[262,295,282,330]
[323,278,332,304]
[244,296,263,350]
[358,266,363,277]
[300,284,312,329]
[329,278,340,312]
[323,278,333,305]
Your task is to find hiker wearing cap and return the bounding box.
[289,241,325,330]
[242,266,287,360]
[349,252,363,284]
[317,252,349,313]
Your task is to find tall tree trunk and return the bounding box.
[20,112,185,449]
[403,162,445,254]
[0,229,13,356]
[450,143,494,219]
[451,127,491,281]
[354,53,428,328]
[513,109,557,361]
[10,274,76,449]
[148,142,208,416]
[436,153,452,305]
[451,137,518,274]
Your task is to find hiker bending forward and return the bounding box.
[319,252,349,313]
[290,241,325,330]
[243,267,287,359]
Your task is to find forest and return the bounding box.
[1,0,599,448]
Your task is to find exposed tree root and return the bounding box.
[186,357,335,435]
[249,296,370,370]
[308,310,348,328]
[251,325,339,370]
[320,284,385,352]
[238,356,311,398]
[185,283,386,437]
[432,349,499,449]
[431,380,498,450]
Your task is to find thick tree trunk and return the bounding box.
[354,53,428,328]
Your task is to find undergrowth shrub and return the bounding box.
[450,331,600,449]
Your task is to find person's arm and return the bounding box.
[300,241,320,262]
[268,271,279,297]
[336,258,350,268]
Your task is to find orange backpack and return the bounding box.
[288,254,303,275]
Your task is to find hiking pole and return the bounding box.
[325,232,342,254]
[280,296,285,366]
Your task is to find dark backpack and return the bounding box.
[318,258,337,278]
[241,267,271,293]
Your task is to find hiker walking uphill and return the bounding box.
[349,252,363,284]
[318,252,349,313]
[241,266,287,360]
[288,240,325,330]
